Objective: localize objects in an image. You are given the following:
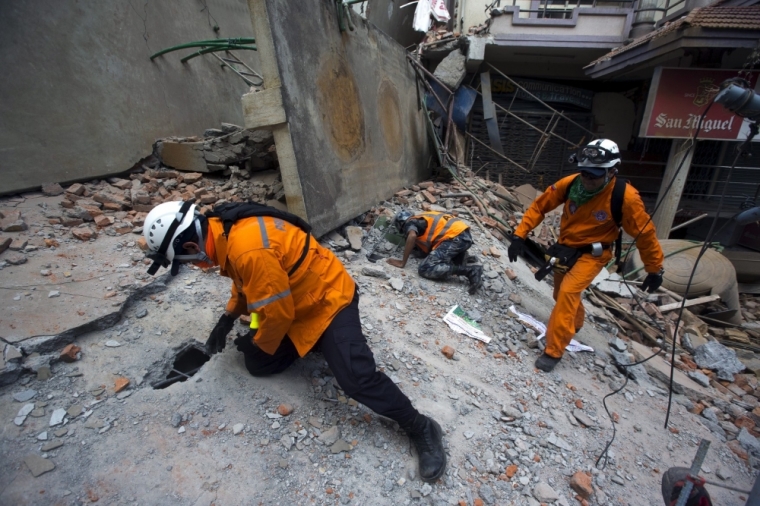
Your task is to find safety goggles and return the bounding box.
[577,145,617,165]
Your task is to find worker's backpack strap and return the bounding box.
[610,178,628,270]
[205,201,312,276]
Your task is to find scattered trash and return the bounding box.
[443,305,491,344]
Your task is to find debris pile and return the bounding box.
[154,123,277,174]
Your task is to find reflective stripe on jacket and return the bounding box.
[410,212,469,254]
[207,216,355,357]
[514,174,664,273]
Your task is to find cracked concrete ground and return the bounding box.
[0,191,757,506]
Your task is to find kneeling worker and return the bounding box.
[143,200,447,482]
[508,139,665,372]
[387,209,483,294]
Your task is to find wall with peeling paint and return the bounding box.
[0,0,259,195]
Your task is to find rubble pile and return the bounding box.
[154,123,277,174]
[0,140,283,258]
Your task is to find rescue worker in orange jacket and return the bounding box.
[508,139,665,372]
[143,201,447,482]
[387,210,483,294]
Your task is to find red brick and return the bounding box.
[277,403,293,416]
[441,346,455,359]
[728,439,748,460]
[505,268,517,280]
[94,215,112,228]
[570,471,593,499]
[735,415,756,431]
[66,183,85,196]
[60,344,81,363]
[113,376,130,393]
[505,464,518,478]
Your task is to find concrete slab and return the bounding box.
[0,194,166,354]
[242,0,430,236]
[629,341,723,402]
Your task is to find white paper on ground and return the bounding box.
[508,305,594,353]
[443,305,491,343]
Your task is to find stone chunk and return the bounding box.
[41,182,65,196]
[41,440,64,452]
[318,426,340,445]
[693,341,746,381]
[533,482,559,502]
[5,252,27,264]
[329,439,352,454]
[12,389,37,402]
[24,454,55,477]
[345,226,363,251]
[433,49,466,90]
[1,211,27,232]
[0,236,11,254]
[5,344,23,362]
[71,227,97,241]
[49,408,66,427]
[389,278,404,291]
[738,427,760,456]
[361,266,389,279]
[233,423,245,435]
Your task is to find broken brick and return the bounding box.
[1,211,27,232]
[505,268,517,280]
[277,403,293,416]
[505,464,518,478]
[66,183,85,196]
[71,227,97,241]
[489,246,501,258]
[727,439,748,460]
[441,346,455,359]
[94,215,112,228]
[569,471,593,499]
[182,172,204,184]
[735,415,756,431]
[60,344,81,363]
[113,223,133,235]
[421,190,437,204]
[113,377,130,393]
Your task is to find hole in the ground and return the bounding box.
[152,346,210,389]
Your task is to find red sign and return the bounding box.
[640,67,760,141]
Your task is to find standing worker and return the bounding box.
[387,209,483,294]
[142,200,447,483]
[507,139,665,372]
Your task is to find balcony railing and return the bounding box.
[493,0,634,19]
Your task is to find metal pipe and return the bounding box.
[465,131,530,173]
[150,38,256,60]
[210,52,257,86]
[669,213,708,233]
[486,63,597,138]
[180,44,257,63]
[150,365,204,389]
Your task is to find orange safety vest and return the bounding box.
[207,216,355,357]
[410,212,470,254]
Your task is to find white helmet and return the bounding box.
[144,201,207,275]
[577,138,621,171]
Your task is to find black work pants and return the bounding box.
[241,290,418,427]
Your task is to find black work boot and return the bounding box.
[404,414,447,483]
[466,265,483,294]
[661,467,713,506]
[535,353,561,372]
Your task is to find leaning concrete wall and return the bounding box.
[243,0,430,237]
[0,0,258,195]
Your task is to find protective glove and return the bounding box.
[507,235,525,262]
[233,331,258,355]
[205,313,236,354]
[641,270,664,293]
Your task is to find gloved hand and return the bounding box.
[205,313,236,354]
[507,235,525,262]
[641,271,664,293]
[233,331,257,355]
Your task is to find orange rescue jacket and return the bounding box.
[207,216,355,357]
[514,174,664,273]
[410,212,470,254]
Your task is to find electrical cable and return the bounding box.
[595,101,717,469]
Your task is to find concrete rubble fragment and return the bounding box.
[693,341,746,381]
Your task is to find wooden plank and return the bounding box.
[658,294,720,313]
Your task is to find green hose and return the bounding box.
[179,44,257,63]
[150,38,256,60]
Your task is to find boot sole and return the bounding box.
[419,419,447,483]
